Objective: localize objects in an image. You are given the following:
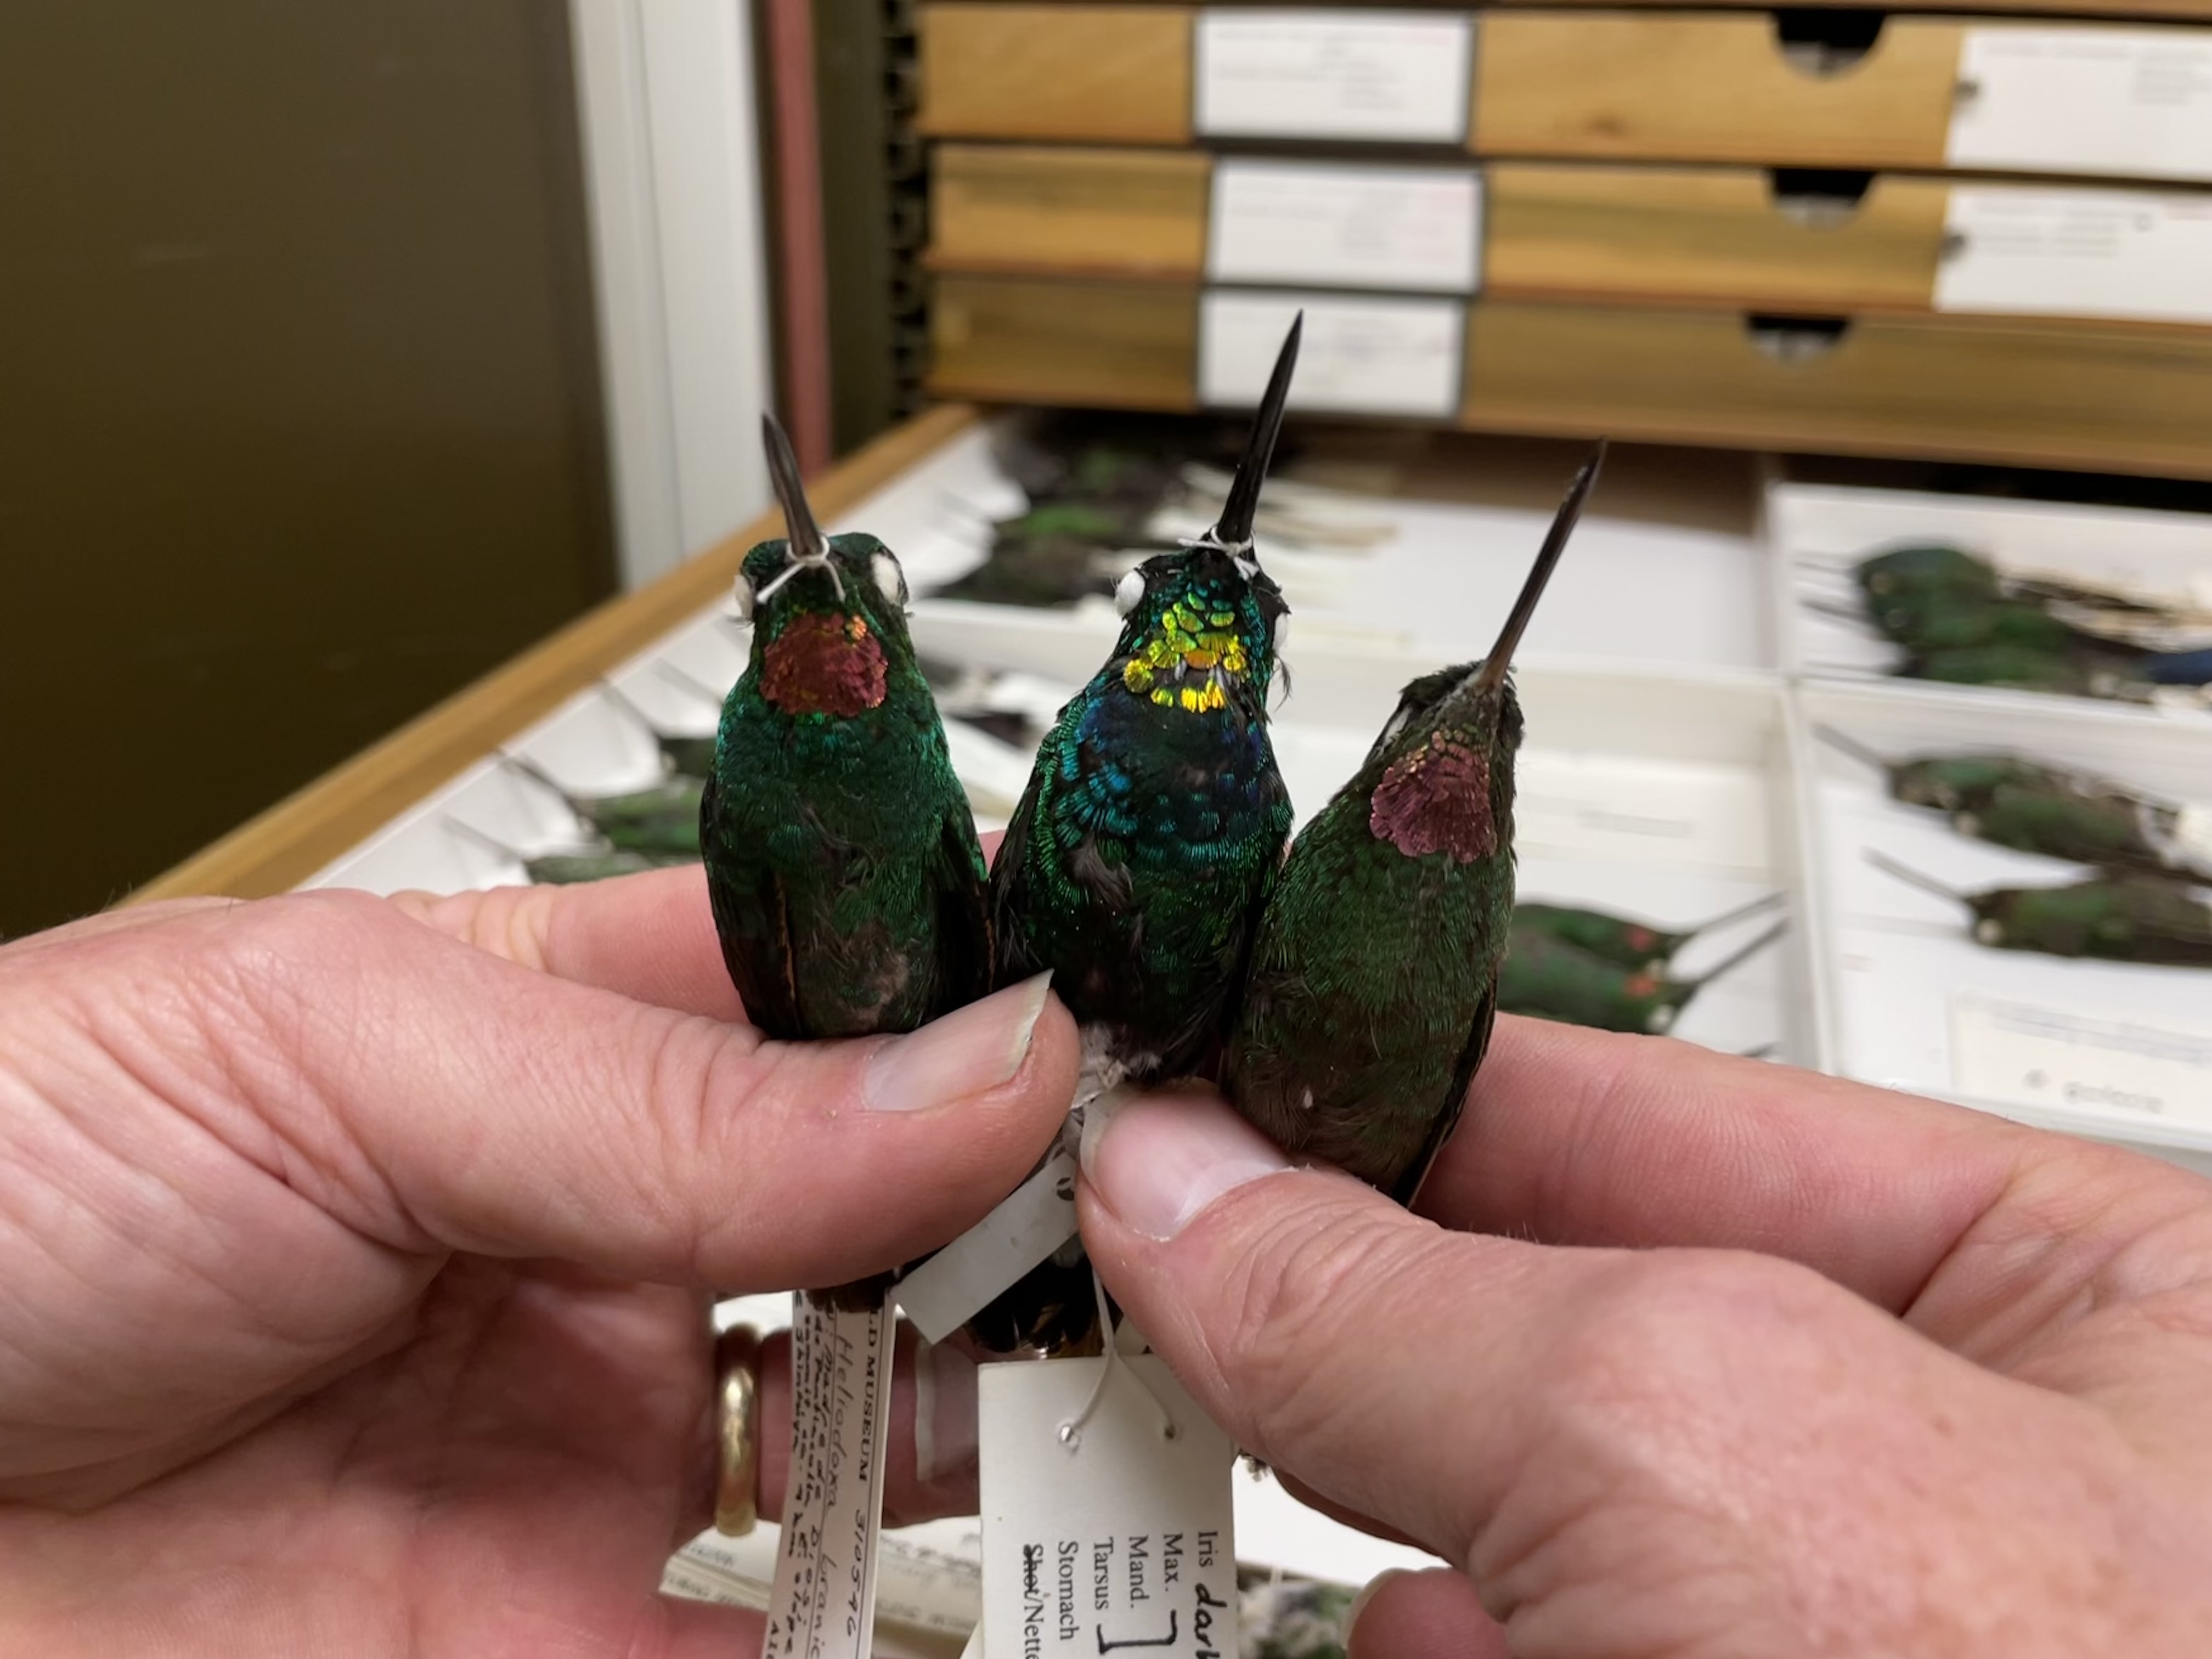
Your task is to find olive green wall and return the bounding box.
[0,1,614,936]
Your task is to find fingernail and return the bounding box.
[912,1340,978,1487]
[1343,1569,1410,1659]
[864,973,1052,1112]
[1080,1089,1290,1242]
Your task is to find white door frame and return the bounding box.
[569,0,775,589]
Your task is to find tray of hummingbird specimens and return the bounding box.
[1796,679,2212,1169]
[1773,483,2212,715]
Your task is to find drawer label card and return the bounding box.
[1936,187,2212,325]
[1207,161,1483,294]
[1194,10,1474,143]
[1950,993,2212,1126]
[1199,289,1463,418]
[1948,29,2212,183]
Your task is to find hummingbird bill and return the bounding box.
[1222,442,1606,1203]
[701,414,994,1304]
[971,316,1306,1352]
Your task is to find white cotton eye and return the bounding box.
[732,573,757,623]
[871,550,908,607]
[1377,706,1409,749]
[1114,568,1146,617]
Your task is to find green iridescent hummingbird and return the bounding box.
[973,318,1303,1351]
[1222,442,1606,1201]
[701,415,992,1232]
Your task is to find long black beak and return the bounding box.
[1677,918,1787,990]
[761,412,828,562]
[1470,441,1607,696]
[1679,891,1789,944]
[1811,724,1893,774]
[1212,312,1302,550]
[1865,850,1968,906]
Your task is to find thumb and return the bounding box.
[1072,1088,2032,1612]
[1075,1087,1541,1561]
[77,890,1079,1291]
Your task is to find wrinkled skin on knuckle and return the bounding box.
[1210,1205,1444,1462]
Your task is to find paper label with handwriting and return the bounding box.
[1207,160,1481,294]
[764,1291,896,1659]
[1948,29,2212,182]
[980,1356,1239,1659]
[1200,290,1462,418]
[1195,10,1474,143]
[1950,993,2212,1125]
[897,1148,1079,1346]
[1936,186,2212,324]
[668,1523,984,1636]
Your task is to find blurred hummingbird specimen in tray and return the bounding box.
[1222,442,1606,1201]
[973,317,1305,1351]
[701,414,993,1302]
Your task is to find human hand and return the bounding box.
[0,869,1076,1657]
[1077,1017,2212,1658]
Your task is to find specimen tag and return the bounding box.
[669,1522,984,1644]
[763,1290,896,1659]
[1936,187,2212,325]
[1950,993,2212,1126]
[978,1356,1239,1659]
[1200,290,1464,418]
[1947,29,2212,182]
[897,1148,1080,1345]
[1207,160,1483,294]
[1194,9,1474,143]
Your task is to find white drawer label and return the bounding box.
[1936,187,2212,324]
[1194,10,1474,143]
[1207,160,1482,294]
[1947,28,2212,182]
[1950,993,2212,1125]
[1199,289,1463,417]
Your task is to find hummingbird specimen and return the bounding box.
[703,413,991,1042]
[1816,541,2212,700]
[1220,442,1605,1203]
[1513,893,1785,976]
[501,753,707,859]
[701,415,993,1305]
[1817,728,2212,883]
[974,318,1304,1350]
[1868,854,2212,967]
[443,818,690,886]
[1497,918,1786,1035]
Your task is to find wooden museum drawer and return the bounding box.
[930,144,1210,278]
[919,4,1192,144]
[1462,301,2212,477]
[1473,10,2212,180]
[1474,10,1966,168]
[1485,163,1950,311]
[931,273,1199,408]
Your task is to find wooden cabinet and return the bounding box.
[1485,163,1950,312]
[1461,301,2212,476]
[1473,12,1967,170]
[919,4,1190,143]
[930,144,1209,278]
[932,273,1200,407]
[924,273,2212,477]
